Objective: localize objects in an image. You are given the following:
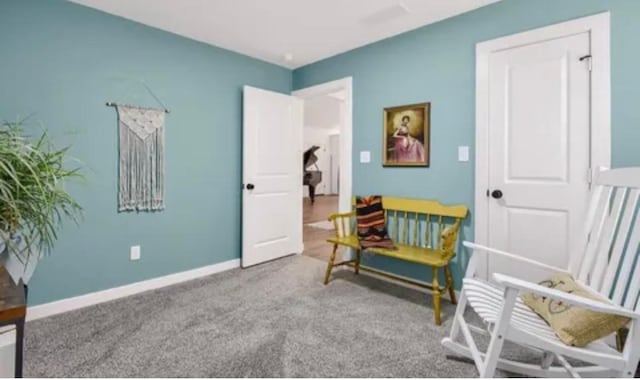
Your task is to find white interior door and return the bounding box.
[486,32,591,281]
[242,86,303,268]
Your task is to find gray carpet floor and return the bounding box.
[25,255,527,377]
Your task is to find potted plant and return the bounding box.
[0,120,83,289]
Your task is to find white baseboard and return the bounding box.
[27,258,240,321]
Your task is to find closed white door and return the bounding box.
[242,86,303,268]
[487,32,591,281]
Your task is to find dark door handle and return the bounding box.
[491,189,503,199]
[246,183,255,190]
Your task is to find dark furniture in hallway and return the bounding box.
[0,266,26,378]
[303,145,322,204]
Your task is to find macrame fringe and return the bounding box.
[117,105,165,212]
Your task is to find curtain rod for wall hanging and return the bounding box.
[106,102,170,114]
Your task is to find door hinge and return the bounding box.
[579,54,592,71]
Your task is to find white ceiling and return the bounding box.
[70,0,501,69]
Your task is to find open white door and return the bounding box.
[242,86,303,268]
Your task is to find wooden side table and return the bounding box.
[0,266,26,378]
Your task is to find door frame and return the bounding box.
[475,12,611,248]
[293,77,353,252]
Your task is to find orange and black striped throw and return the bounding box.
[356,196,396,250]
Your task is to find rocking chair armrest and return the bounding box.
[493,273,640,320]
[463,242,569,274]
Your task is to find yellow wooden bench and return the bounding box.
[324,197,468,325]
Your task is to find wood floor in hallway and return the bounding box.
[302,195,338,262]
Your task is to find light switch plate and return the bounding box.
[130,245,141,261]
[458,146,469,162]
[360,151,371,163]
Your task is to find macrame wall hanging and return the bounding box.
[111,103,167,212]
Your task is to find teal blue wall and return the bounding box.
[0,0,291,305]
[293,0,640,287]
[3,0,639,305]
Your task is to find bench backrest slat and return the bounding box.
[425,214,432,248]
[392,210,398,241]
[438,215,444,249]
[402,211,409,244]
[413,212,420,246]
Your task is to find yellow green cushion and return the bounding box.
[521,273,630,347]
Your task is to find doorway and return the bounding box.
[301,94,341,260]
[475,13,611,281]
[241,79,351,268]
[294,78,353,262]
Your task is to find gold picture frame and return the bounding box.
[383,102,430,167]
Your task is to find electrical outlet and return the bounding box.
[130,245,141,261]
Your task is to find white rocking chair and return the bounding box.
[442,167,640,378]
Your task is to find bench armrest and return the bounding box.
[441,222,462,252]
[327,211,356,222]
[463,241,569,274]
[328,211,356,237]
[493,273,639,319]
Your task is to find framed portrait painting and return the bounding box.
[383,102,430,167]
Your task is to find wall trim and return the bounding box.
[474,12,611,276]
[27,258,240,321]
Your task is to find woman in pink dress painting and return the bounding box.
[392,115,424,163]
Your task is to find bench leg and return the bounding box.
[354,249,361,275]
[444,265,457,305]
[324,243,338,285]
[432,266,442,326]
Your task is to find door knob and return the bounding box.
[491,189,503,199]
[246,183,255,190]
